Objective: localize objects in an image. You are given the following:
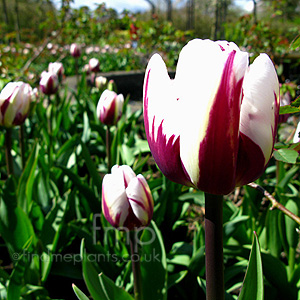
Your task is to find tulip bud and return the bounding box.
[70,43,81,58]
[39,71,59,95]
[143,39,280,195]
[48,62,64,81]
[97,89,124,125]
[102,165,154,230]
[95,76,107,89]
[89,58,100,72]
[0,82,32,127]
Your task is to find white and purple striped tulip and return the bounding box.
[102,165,154,230]
[39,71,59,95]
[97,89,124,126]
[89,58,100,73]
[143,39,280,195]
[70,43,81,58]
[0,82,32,127]
[48,62,64,81]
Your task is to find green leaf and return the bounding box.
[73,284,90,300]
[238,232,263,300]
[0,178,36,255]
[279,105,300,115]
[80,240,109,300]
[290,35,300,50]
[273,148,299,164]
[80,141,102,191]
[7,238,33,300]
[98,273,134,300]
[140,221,168,300]
[284,200,298,248]
[17,143,40,212]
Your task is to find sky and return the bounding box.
[54,0,253,13]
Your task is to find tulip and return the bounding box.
[97,89,124,126]
[143,39,280,195]
[39,71,58,95]
[89,58,100,72]
[0,81,32,127]
[48,62,64,81]
[95,76,107,89]
[102,165,154,230]
[70,43,81,58]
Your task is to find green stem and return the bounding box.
[288,246,295,281]
[106,125,111,171]
[5,127,14,176]
[47,95,53,166]
[205,193,224,300]
[19,124,25,169]
[129,231,143,300]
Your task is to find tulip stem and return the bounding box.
[247,182,300,225]
[19,124,26,169]
[5,127,14,176]
[205,193,224,300]
[106,126,111,171]
[129,230,143,300]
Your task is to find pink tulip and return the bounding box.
[143,39,280,195]
[102,165,154,230]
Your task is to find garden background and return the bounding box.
[1,0,300,299]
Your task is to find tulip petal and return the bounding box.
[102,171,130,227]
[176,39,248,194]
[126,175,153,226]
[143,53,191,185]
[236,54,280,186]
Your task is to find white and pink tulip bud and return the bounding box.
[0,82,32,127]
[39,71,59,95]
[143,39,280,195]
[48,62,64,81]
[102,165,154,230]
[70,43,81,58]
[97,89,124,126]
[95,76,107,89]
[89,58,100,72]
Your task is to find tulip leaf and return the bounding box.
[284,200,298,249]
[273,148,298,164]
[80,239,133,300]
[17,142,40,213]
[290,35,300,50]
[140,221,168,300]
[98,273,134,300]
[73,284,92,300]
[238,232,263,300]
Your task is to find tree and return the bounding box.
[144,0,156,16]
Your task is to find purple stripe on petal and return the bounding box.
[102,189,119,228]
[144,69,191,186]
[235,132,266,187]
[1,99,10,116]
[197,51,242,195]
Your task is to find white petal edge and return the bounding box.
[143,53,180,145]
[239,53,280,162]
[102,171,129,226]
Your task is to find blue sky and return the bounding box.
[53,0,253,13]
